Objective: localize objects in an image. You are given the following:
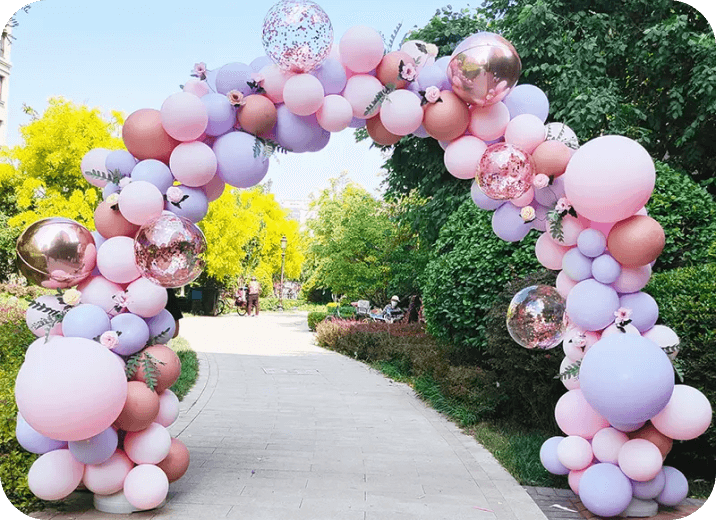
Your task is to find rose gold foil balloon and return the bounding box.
[16,218,97,288]
[448,32,521,107]
[134,214,206,288]
[506,285,568,350]
[477,143,536,200]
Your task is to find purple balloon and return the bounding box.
[62,303,110,339]
[534,176,565,207]
[102,183,120,200]
[566,279,620,331]
[146,309,176,345]
[215,62,253,95]
[562,248,593,282]
[306,128,331,152]
[619,292,659,333]
[205,69,218,93]
[656,467,688,506]
[471,181,504,211]
[131,159,175,193]
[539,436,570,475]
[412,125,430,139]
[69,426,118,465]
[530,203,549,232]
[504,84,550,123]
[632,468,666,500]
[348,116,366,129]
[165,186,209,223]
[201,93,237,137]
[592,253,622,284]
[417,63,449,91]
[275,105,324,153]
[579,334,675,424]
[110,313,150,356]
[105,150,137,178]
[250,55,272,72]
[435,56,451,73]
[312,58,347,95]
[579,463,633,517]
[610,420,646,433]
[213,131,270,188]
[91,231,107,250]
[577,229,607,258]
[16,413,67,454]
[492,203,531,242]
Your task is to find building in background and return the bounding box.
[0,26,11,147]
[280,199,315,228]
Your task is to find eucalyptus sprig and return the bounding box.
[84,168,122,186]
[555,359,581,381]
[125,351,166,391]
[146,327,172,347]
[253,136,291,159]
[246,80,265,95]
[384,21,403,53]
[364,84,396,117]
[661,344,680,355]
[547,205,578,242]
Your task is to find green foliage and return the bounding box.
[307,312,328,331]
[647,262,716,479]
[169,337,199,401]
[0,214,19,282]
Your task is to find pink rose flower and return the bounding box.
[534,174,549,189]
[227,90,245,106]
[400,63,417,82]
[192,62,207,79]
[166,186,184,203]
[614,307,632,322]
[425,86,441,104]
[100,331,120,349]
[62,289,82,307]
[571,333,587,349]
[555,197,572,213]
[112,292,128,309]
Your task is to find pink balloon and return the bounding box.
[260,64,294,104]
[97,237,141,284]
[26,295,65,337]
[555,389,610,439]
[125,278,168,318]
[25,335,63,364]
[160,92,208,142]
[568,466,592,495]
[283,74,325,116]
[81,148,113,188]
[169,141,217,187]
[316,95,353,132]
[83,449,134,495]
[618,439,663,482]
[511,187,534,207]
[155,390,180,428]
[556,270,578,299]
[379,90,423,136]
[119,181,165,226]
[557,436,593,470]
[201,173,226,203]
[612,264,652,294]
[343,74,384,119]
[78,275,125,316]
[124,423,172,465]
[562,326,599,361]
[28,449,85,501]
[469,102,510,141]
[560,356,581,390]
[15,337,128,441]
[443,136,487,180]
[564,136,656,223]
[340,25,384,73]
[592,427,629,464]
[547,215,585,247]
[123,464,169,510]
[651,385,713,441]
[504,114,546,154]
[643,325,680,360]
[535,233,571,270]
[590,220,616,236]
[182,78,210,98]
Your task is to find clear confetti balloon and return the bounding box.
[262,0,333,73]
[506,285,567,349]
[477,143,536,200]
[133,214,206,288]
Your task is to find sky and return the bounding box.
[1,0,714,202]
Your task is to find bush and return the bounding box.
[168,337,199,401]
[647,262,716,479]
[307,312,328,331]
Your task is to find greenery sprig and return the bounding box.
[547,202,578,242]
[125,351,166,391]
[84,168,122,186]
[364,84,396,117]
[555,359,581,381]
[246,80,266,95]
[662,344,680,355]
[384,21,403,53]
[253,137,291,159]
[146,327,172,347]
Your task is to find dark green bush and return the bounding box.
[647,263,716,479]
[307,312,328,331]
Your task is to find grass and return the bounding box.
[168,336,199,401]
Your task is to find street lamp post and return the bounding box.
[278,235,287,312]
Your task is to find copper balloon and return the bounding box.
[629,422,673,460]
[607,215,665,268]
[422,90,470,141]
[17,218,97,289]
[134,213,206,288]
[157,438,190,482]
[238,95,278,137]
[114,381,161,432]
[132,345,182,394]
[122,108,179,164]
[366,116,401,146]
[94,201,141,239]
[376,51,415,90]
[447,32,521,107]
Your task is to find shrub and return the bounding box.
[0,283,49,301]
[314,318,352,347]
[307,312,328,331]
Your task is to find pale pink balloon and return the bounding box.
[560,356,581,391]
[155,390,180,428]
[612,264,652,293]
[618,439,663,482]
[343,74,384,119]
[555,389,610,439]
[564,136,656,223]
[124,423,172,465]
[562,326,599,361]
[504,114,546,154]
[556,270,578,299]
[160,92,208,142]
[568,466,592,495]
[340,25,385,73]
[283,74,325,116]
[511,187,534,207]
[24,335,63,364]
[547,215,585,247]
[118,181,165,226]
[380,90,424,136]
[469,102,510,141]
[651,385,713,441]
[123,464,169,510]
[443,136,487,180]
[260,64,295,104]
[169,141,217,187]
[590,220,616,236]
[97,237,141,284]
[601,322,641,338]
[125,278,168,318]
[316,95,354,132]
[535,233,571,270]
[81,148,113,188]
[183,78,210,98]
[643,325,680,360]
[557,436,593,470]
[26,295,65,337]
[201,173,226,203]
[592,427,629,464]
[28,449,85,501]
[83,449,134,495]
[78,275,125,316]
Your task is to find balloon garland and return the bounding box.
[12,0,711,515]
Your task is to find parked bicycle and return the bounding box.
[214,287,248,316]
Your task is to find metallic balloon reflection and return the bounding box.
[16,218,96,289]
[506,285,567,350]
[477,143,535,200]
[447,32,521,107]
[134,214,206,288]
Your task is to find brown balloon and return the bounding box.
[423,90,470,142]
[366,116,401,146]
[532,140,572,178]
[94,201,140,239]
[238,95,278,137]
[157,438,190,482]
[122,108,179,164]
[376,51,415,90]
[607,215,665,268]
[629,422,673,460]
[132,345,182,393]
[114,381,160,432]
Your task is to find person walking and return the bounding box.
[247,276,261,317]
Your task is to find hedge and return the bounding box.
[307,312,328,331]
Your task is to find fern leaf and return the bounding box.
[555,360,581,380]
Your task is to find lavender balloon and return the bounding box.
[102,183,120,200]
[412,125,430,139]
[215,62,253,95]
[62,303,110,340]
[566,279,620,331]
[579,334,675,424]
[610,420,646,433]
[492,203,531,242]
[562,249,593,282]
[348,117,366,129]
[417,64,450,91]
[201,93,237,137]
[105,150,137,178]
[591,253,621,284]
[146,309,177,345]
[471,181,504,211]
[16,413,67,454]
[275,105,324,153]
[539,436,570,475]
[632,468,666,500]
[213,131,270,188]
[656,467,688,506]
[577,229,607,258]
[579,463,632,517]
[250,55,272,72]
[503,84,550,123]
[530,203,549,232]
[306,128,331,153]
[165,186,209,223]
[110,313,150,356]
[312,58,347,95]
[619,292,659,333]
[534,175,565,207]
[131,160,174,193]
[68,426,118,465]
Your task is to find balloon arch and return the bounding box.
[12,0,711,516]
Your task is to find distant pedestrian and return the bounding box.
[248,276,261,317]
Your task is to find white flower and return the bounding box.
[533,174,549,189]
[118,177,132,189]
[614,307,633,323]
[166,186,184,203]
[106,193,120,206]
[520,206,536,222]
[100,331,120,349]
[62,289,82,306]
[426,43,439,57]
[425,86,441,104]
